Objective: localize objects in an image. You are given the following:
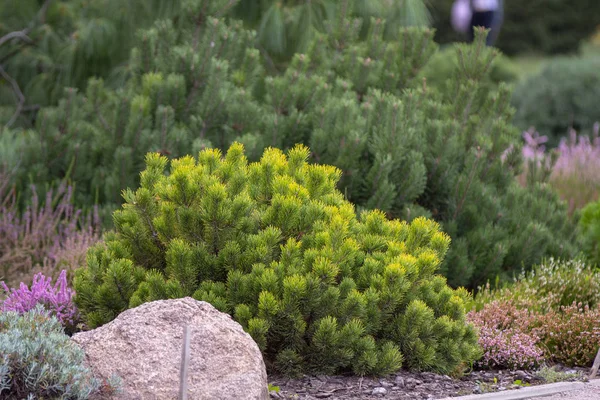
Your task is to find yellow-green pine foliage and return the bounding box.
[74,143,479,376]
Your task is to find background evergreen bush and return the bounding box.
[1,0,578,289]
[232,0,431,63]
[0,0,181,128]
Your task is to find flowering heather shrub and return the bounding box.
[0,182,100,287]
[1,270,79,333]
[520,125,600,212]
[518,128,557,187]
[474,258,600,313]
[0,306,120,399]
[467,300,544,370]
[471,259,600,367]
[535,303,600,366]
[550,125,600,212]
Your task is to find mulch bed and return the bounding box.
[269,367,589,399]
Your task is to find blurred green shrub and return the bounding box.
[512,56,600,147]
[430,0,600,55]
[417,43,519,90]
[579,201,600,266]
[0,0,181,128]
[232,0,431,62]
[73,143,481,376]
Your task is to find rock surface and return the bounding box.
[72,297,268,400]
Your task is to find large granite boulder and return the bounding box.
[72,297,268,400]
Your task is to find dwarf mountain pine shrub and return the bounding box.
[74,143,480,376]
[0,306,120,399]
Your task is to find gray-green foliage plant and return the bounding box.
[74,143,481,376]
[0,305,120,399]
[5,0,578,289]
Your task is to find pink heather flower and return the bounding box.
[1,270,79,330]
[468,300,545,369]
[1,182,100,287]
[553,125,600,182]
[522,129,548,160]
[518,125,600,211]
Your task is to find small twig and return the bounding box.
[0,0,53,48]
[0,65,25,128]
[0,30,33,48]
[179,325,191,400]
[37,0,53,25]
[590,346,600,379]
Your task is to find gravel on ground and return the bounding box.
[268,367,589,400]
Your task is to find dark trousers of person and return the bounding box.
[468,11,497,46]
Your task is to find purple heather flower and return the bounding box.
[522,128,548,160]
[1,270,79,329]
[518,125,600,211]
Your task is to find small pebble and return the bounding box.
[395,376,405,387]
[372,387,387,396]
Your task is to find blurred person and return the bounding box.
[469,0,503,45]
[452,0,503,46]
[451,0,472,35]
